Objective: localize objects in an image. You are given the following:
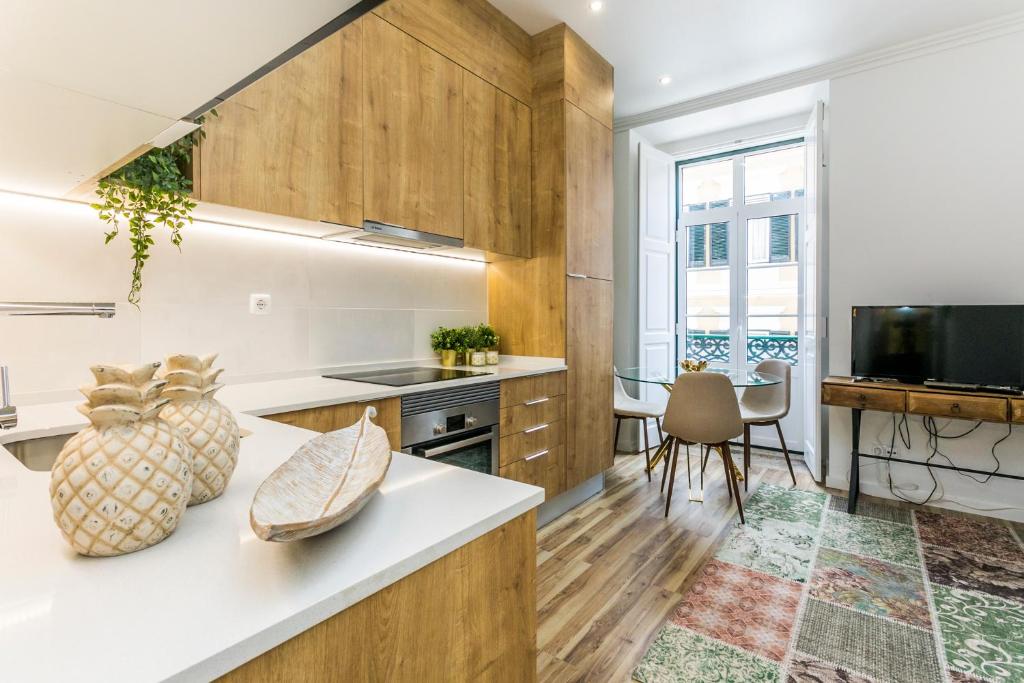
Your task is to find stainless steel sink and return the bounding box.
[2,434,71,471]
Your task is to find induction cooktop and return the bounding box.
[323,366,491,387]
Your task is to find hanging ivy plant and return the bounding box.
[91,111,216,306]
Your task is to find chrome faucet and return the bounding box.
[0,302,116,430]
[0,302,115,318]
[0,366,15,430]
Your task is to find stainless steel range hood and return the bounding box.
[353,220,464,251]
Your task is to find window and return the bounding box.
[676,140,804,368]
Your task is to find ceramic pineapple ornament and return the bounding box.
[50,363,194,557]
[159,353,239,505]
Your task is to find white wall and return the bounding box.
[612,129,644,450]
[0,193,487,404]
[827,30,1024,521]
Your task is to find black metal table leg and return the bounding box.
[848,408,862,514]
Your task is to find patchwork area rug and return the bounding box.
[632,484,1024,683]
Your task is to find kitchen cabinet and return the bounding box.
[264,397,401,450]
[195,20,363,226]
[219,510,537,681]
[499,371,567,496]
[565,276,614,489]
[566,102,614,281]
[371,0,532,106]
[464,71,531,257]
[363,14,464,240]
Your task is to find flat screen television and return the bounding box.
[851,305,1024,388]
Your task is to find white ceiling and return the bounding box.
[0,0,361,196]
[489,0,1024,121]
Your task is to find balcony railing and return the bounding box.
[686,333,799,364]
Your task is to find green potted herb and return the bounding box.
[454,326,475,366]
[475,324,501,365]
[431,327,459,367]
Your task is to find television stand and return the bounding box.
[821,376,1024,513]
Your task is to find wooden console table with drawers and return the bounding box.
[821,376,1024,513]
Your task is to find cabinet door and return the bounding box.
[565,103,613,280]
[565,276,613,488]
[364,14,464,240]
[196,20,362,226]
[464,72,531,257]
[264,398,401,450]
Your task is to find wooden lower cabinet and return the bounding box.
[218,510,537,682]
[565,277,613,489]
[263,398,401,450]
[500,446,564,499]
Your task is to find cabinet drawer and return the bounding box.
[501,372,566,407]
[908,392,1008,422]
[500,445,564,499]
[1013,399,1024,424]
[501,395,566,435]
[500,419,564,467]
[821,384,906,412]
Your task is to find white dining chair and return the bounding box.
[738,359,797,490]
[614,370,666,481]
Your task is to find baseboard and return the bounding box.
[537,473,604,527]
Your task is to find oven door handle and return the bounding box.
[422,432,494,459]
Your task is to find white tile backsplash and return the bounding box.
[0,194,488,403]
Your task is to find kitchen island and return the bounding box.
[0,364,549,681]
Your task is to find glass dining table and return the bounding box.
[614,366,783,501]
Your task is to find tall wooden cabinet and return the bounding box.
[194,20,363,226]
[489,24,615,492]
[565,277,614,488]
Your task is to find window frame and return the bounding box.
[676,138,806,369]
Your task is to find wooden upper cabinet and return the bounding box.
[195,20,363,227]
[565,276,613,488]
[372,0,532,105]
[363,14,464,240]
[464,72,531,257]
[532,24,614,130]
[565,103,613,281]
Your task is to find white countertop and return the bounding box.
[0,357,561,682]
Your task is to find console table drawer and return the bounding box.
[1013,399,1024,424]
[821,384,906,412]
[907,392,1008,422]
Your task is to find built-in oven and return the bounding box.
[400,382,500,475]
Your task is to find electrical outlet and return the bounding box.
[249,293,272,315]
[872,445,900,458]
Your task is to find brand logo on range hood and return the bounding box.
[354,220,464,250]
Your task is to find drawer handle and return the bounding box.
[524,423,549,434]
[951,403,961,413]
[525,449,549,462]
[524,396,550,406]
[857,394,867,402]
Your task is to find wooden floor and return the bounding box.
[535,445,824,682]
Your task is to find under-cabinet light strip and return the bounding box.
[0,190,486,268]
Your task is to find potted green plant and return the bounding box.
[475,324,501,365]
[91,111,216,306]
[431,327,459,367]
[454,326,475,366]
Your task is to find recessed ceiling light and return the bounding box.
[658,75,673,86]
[589,1,604,12]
